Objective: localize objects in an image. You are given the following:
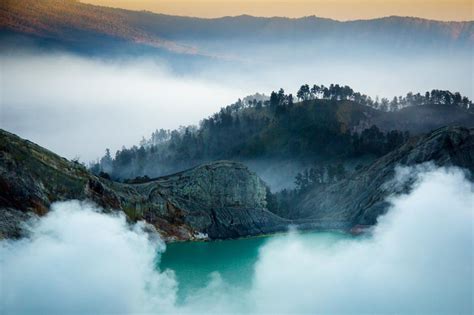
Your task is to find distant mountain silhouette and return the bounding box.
[1,0,472,57]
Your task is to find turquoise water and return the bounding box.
[159,231,347,302]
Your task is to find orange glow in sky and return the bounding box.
[81,0,473,21]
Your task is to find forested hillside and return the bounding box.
[90,84,473,186]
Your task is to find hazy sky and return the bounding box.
[81,0,473,21]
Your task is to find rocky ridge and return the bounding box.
[1,126,473,240]
[295,126,474,227]
[0,129,287,240]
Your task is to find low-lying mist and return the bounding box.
[1,49,471,162]
[0,52,245,161]
[1,165,472,314]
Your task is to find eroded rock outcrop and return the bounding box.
[0,129,287,240]
[1,126,472,240]
[295,126,474,228]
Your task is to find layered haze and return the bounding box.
[0,52,245,161]
[1,50,472,161]
[1,1,473,313]
[1,165,472,314]
[1,0,472,161]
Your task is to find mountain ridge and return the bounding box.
[0,128,287,240]
[294,126,474,226]
[1,0,472,57]
[1,126,473,241]
[92,93,474,184]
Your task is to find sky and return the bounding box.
[81,0,473,21]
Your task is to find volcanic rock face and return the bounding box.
[0,129,286,240]
[295,126,474,227]
[143,162,288,239]
[1,127,472,240]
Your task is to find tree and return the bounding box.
[99,148,113,173]
[424,91,430,104]
[453,92,462,106]
[462,96,470,109]
[277,88,286,104]
[342,85,354,100]
[270,91,279,108]
[310,85,321,99]
[287,94,294,106]
[389,97,398,111]
[297,84,311,101]
[443,91,452,105]
[380,98,389,111]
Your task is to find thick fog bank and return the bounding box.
[1,50,472,162]
[0,165,472,313]
[0,52,245,161]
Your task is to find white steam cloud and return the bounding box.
[1,166,473,314]
[251,165,473,314]
[0,202,177,314]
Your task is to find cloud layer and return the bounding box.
[1,51,471,162]
[0,52,245,161]
[0,167,472,314]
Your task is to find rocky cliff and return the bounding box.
[0,129,287,240]
[1,127,472,241]
[295,126,474,228]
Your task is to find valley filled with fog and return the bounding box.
[1,2,473,314]
[1,46,471,162]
